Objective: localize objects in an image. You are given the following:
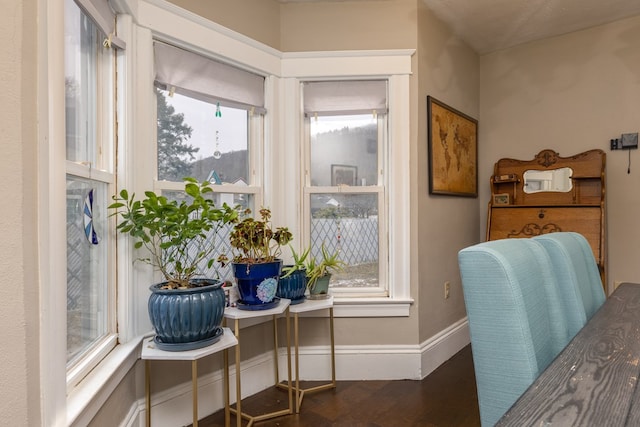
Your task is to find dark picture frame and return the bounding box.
[427,96,478,197]
[331,164,358,186]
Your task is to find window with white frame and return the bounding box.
[303,80,389,297]
[64,0,121,383]
[153,41,266,280]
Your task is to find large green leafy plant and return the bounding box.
[108,178,239,289]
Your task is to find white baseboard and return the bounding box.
[281,316,470,381]
[419,317,470,379]
[126,318,470,426]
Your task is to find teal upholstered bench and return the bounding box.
[459,233,606,426]
[458,238,570,426]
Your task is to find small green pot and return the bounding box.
[308,273,331,300]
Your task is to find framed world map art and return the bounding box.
[427,96,478,197]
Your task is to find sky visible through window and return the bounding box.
[311,114,376,136]
[164,90,377,157]
[163,92,247,159]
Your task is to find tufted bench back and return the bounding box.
[458,238,572,427]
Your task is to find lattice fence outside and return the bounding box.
[310,217,378,265]
[68,216,381,302]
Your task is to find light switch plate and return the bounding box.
[621,133,638,149]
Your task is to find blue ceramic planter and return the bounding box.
[277,267,307,304]
[232,260,282,306]
[148,278,226,351]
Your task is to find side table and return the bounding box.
[140,327,238,427]
[285,296,336,413]
[224,299,293,427]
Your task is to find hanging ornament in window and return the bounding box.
[213,130,222,159]
[83,189,99,245]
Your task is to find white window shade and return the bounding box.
[154,42,266,112]
[303,80,387,116]
[73,0,125,49]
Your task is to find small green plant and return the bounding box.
[219,207,293,265]
[305,244,346,290]
[108,178,239,289]
[281,244,311,278]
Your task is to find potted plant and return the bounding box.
[108,178,239,350]
[305,244,346,299]
[277,245,311,304]
[219,207,293,309]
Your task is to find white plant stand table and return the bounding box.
[284,296,336,413]
[140,327,238,427]
[224,298,293,427]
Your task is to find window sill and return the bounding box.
[67,334,148,427]
[333,297,413,317]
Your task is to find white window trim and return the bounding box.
[280,65,414,317]
[40,0,68,423]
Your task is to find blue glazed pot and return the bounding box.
[277,267,307,304]
[232,260,282,305]
[148,278,225,350]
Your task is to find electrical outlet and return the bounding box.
[444,281,450,299]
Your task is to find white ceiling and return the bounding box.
[280,0,640,54]
[421,0,640,54]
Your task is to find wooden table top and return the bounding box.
[497,282,640,426]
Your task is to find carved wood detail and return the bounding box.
[507,223,562,238]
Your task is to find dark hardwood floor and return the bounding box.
[197,345,480,427]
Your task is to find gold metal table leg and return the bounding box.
[273,314,279,386]
[294,312,301,413]
[228,308,293,426]
[291,306,337,411]
[273,309,293,414]
[224,345,230,427]
[234,318,242,427]
[286,307,293,414]
[192,360,198,427]
[330,306,336,387]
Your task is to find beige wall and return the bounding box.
[416,3,480,342]
[1,0,40,424]
[480,15,640,293]
[279,0,416,51]
[167,0,282,49]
